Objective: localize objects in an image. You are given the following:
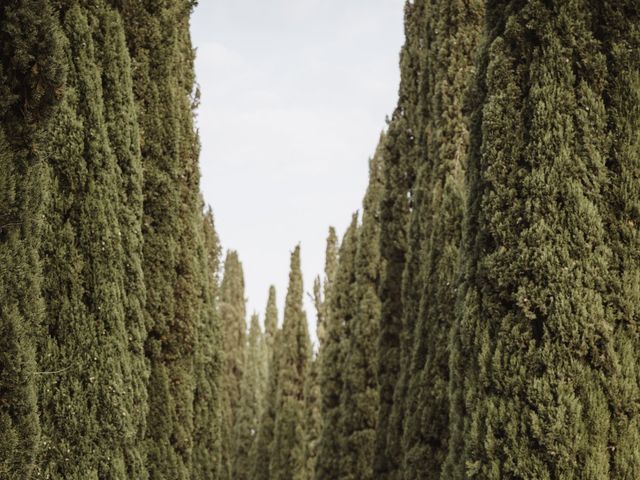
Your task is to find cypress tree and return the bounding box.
[340,142,384,480]
[233,313,265,480]
[36,3,145,477]
[192,208,223,480]
[305,227,338,478]
[375,2,424,477]
[597,3,640,477]
[446,1,614,477]
[270,246,312,480]
[400,2,483,479]
[92,5,149,475]
[0,1,65,476]
[314,227,339,344]
[121,1,204,477]
[252,287,280,480]
[220,250,247,420]
[316,216,358,480]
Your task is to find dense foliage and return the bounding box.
[1,1,639,479]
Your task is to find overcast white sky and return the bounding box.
[191,0,405,340]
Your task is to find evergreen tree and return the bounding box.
[36,3,147,477]
[252,287,280,480]
[121,1,204,477]
[305,227,338,478]
[446,1,614,477]
[340,143,384,480]
[316,217,358,480]
[0,1,65,477]
[192,208,223,480]
[93,5,150,475]
[400,2,483,479]
[270,246,312,480]
[220,250,247,421]
[376,2,422,477]
[314,227,339,344]
[233,313,264,480]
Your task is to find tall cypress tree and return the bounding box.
[121,1,204,477]
[400,2,483,479]
[446,1,614,477]
[193,208,223,480]
[316,216,358,480]
[93,5,150,475]
[252,287,280,480]
[36,3,146,477]
[233,313,264,480]
[0,1,65,477]
[376,2,422,478]
[340,142,385,480]
[270,246,312,480]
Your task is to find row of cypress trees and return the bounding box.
[3,0,640,479]
[258,0,639,479]
[0,1,230,478]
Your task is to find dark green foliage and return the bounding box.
[252,287,280,480]
[400,2,483,479]
[193,208,223,480]
[0,1,65,477]
[35,3,147,477]
[445,1,615,477]
[376,3,422,476]
[270,246,312,480]
[233,314,264,480]
[220,250,247,423]
[597,2,640,477]
[340,144,384,480]
[316,217,358,480]
[121,1,204,477]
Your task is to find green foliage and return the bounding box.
[376,3,422,476]
[233,314,264,480]
[597,2,640,477]
[193,209,223,480]
[340,143,384,480]
[400,2,483,479]
[270,246,311,480]
[252,287,280,480]
[446,1,615,477]
[316,217,358,480]
[0,1,65,477]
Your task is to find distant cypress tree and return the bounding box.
[340,142,384,480]
[233,313,264,480]
[314,227,339,344]
[0,1,65,477]
[270,246,312,480]
[316,217,358,480]
[400,2,483,479]
[220,250,247,420]
[376,2,422,477]
[446,1,614,477]
[305,227,338,478]
[303,350,322,479]
[193,208,223,480]
[252,287,280,480]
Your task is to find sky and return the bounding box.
[191,0,406,341]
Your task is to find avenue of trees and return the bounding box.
[1,1,639,479]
